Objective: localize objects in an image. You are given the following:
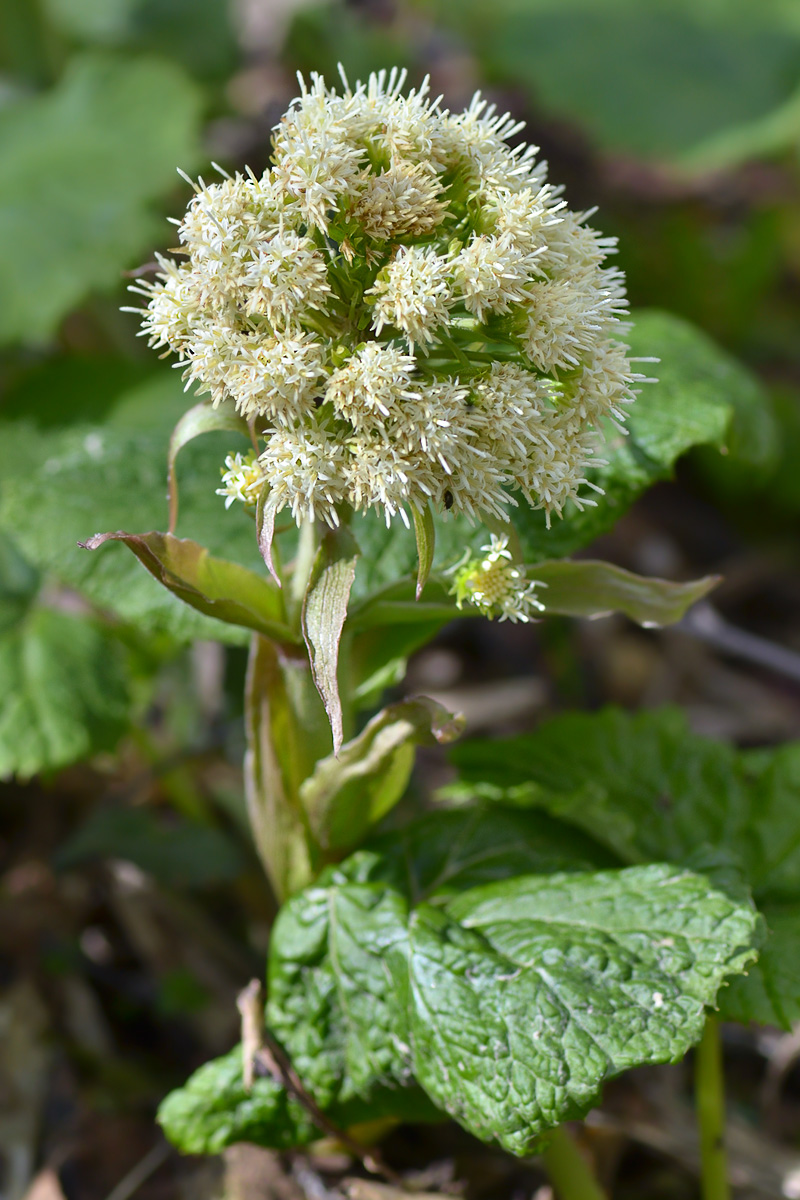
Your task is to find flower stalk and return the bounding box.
[696,1015,731,1200]
[541,1125,608,1200]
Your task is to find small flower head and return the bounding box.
[216,452,266,508]
[129,67,649,532]
[452,536,545,622]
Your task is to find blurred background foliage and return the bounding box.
[3,2,800,1198]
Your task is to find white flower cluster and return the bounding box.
[452,536,545,623]
[129,66,647,532]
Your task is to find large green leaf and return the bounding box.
[431,0,800,167]
[410,865,755,1153]
[0,52,202,344]
[514,310,775,561]
[0,605,131,779]
[159,807,757,1155]
[451,709,800,1026]
[302,527,359,753]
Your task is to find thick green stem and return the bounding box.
[696,1015,730,1200]
[244,636,331,901]
[541,1125,607,1200]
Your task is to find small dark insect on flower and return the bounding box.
[444,489,454,510]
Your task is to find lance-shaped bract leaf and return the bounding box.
[300,697,465,851]
[168,401,249,533]
[302,527,359,753]
[412,504,435,600]
[256,487,280,586]
[80,531,296,645]
[531,559,718,626]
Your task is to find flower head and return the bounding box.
[128,67,649,532]
[451,536,545,622]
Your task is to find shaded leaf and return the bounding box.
[720,904,800,1028]
[57,806,244,887]
[80,531,296,644]
[0,606,130,779]
[363,804,619,903]
[300,697,464,851]
[302,527,359,753]
[0,52,202,344]
[531,559,718,626]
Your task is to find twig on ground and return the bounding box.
[236,981,405,1189]
[676,603,800,686]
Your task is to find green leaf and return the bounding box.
[0,52,202,344]
[720,904,800,1028]
[57,806,245,888]
[267,878,415,1103]
[443,0,800,166]
[531,559,718,625]
[266,846,756,1156]
[514,309,774,561]
[0,606,131,779]
[412,504,435,600]
[363,804,620,902]
[167,401,250,534]
[451,709,800,1028]
[80,531,296,644]
[0,532,40,635]
[159,805,757,1154]
[157,1048,318,1155]
[300,697,465,852]
[0,370,261,643]
[451,709,800,902]
[302,526,360,753]
[411,864,756,1153]
[450,707,747,866]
